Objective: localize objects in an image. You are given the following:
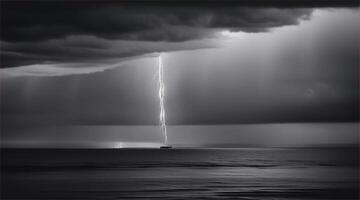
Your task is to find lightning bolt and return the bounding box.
[158,54,167,144]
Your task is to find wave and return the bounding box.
[2,160,354,172]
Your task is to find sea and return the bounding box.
[1,147,359,199]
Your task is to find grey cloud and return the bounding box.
[1,2,315,69]
[1,36,219,76]
[2,5,312,42]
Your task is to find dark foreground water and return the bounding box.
[1,147,359,200]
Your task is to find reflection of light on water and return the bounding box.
[111,142,162,148]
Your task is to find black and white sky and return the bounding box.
[0,0,359,147]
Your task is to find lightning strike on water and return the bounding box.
[158,54,167,144]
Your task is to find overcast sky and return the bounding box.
[0,0,358,147]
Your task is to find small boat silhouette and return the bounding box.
[160,146,172,149]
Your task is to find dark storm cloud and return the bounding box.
[1,4,312,42]
[2,0,357,68]
[1,36,217,69]
[0,1,320,68]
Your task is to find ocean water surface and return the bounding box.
[1,147,359,199]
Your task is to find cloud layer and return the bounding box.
[2,4,312,42]
[1,2,316,69]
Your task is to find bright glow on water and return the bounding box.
[158,54,167,144]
